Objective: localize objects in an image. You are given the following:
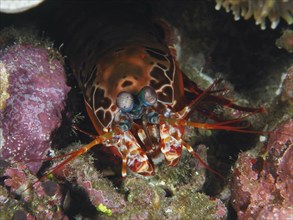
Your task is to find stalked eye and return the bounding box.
[116,91,134,112]
[138,86,157,107]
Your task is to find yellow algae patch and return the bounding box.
[96,203,112,216]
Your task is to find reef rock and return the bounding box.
[231,119,293,219]
[0,29,70,174]
[0,162,67,219]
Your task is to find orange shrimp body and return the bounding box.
[58,2,263,177]
[76,44,187,176]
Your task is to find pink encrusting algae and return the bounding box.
[0,32,70,174]
[1,162,68,219]
[230,64,293,219]
[231,119,293,219]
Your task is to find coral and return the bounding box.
[215,0,293,29]
[155,145,207,191]
[231,119,293,219]
[118,175,227,220]
[110,166,226,220]
[0,29,70,174]
[276,29,293,53]
[3,2,292,219]
[52,152,126,214]
[0,26,225,219]
[109,145,226,219]
[36,140,225,219]
[161,191,227,220]
[120,177,165,219]
[0,0,44,14]
[230,64,293,219]
[0,162,67,219]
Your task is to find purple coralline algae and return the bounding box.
[0,31,70,174]
[43,142,226,219]
[52,153,127,214]
[231,119,293,219]
[0,162,67,219]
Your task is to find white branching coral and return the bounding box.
[215,0,293,29]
